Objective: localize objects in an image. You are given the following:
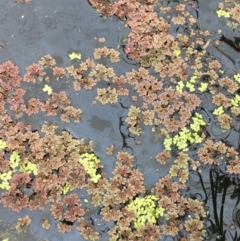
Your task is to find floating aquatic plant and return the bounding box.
[42,84,52,95]
[127,195,165,229]
[216,9,231,18]
[79,153,102,183]
[69,52,82,60]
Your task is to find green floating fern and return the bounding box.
[164,113,206,151]
[10,151,20,169]
[0,171,12,190]
[216,9,230,18]
[213,106,224,116]
[0,139,7,149]
[176,76,208,93]
[62,181,71,195]
[234,73,240,83]
[231,94,240,107]
[20,160,38,175]
[127,195,165,229]
[79,153,101,183]
[0,150,38,190]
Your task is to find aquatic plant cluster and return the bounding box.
[216,0,240,29]
[1,0,240,240]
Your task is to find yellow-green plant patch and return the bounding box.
[69,52,82,60]
[42,84,52,95]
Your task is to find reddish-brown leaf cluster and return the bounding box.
[39,54,56,68]
[66,59,97,91]
[126,86,201,134]
[53,67,66,79]
[24,63,46,83]
[197,139,227,165]
[155,150,171,165]
[0,61,26,115]
[15,215,31,233]
[93,47,120,62]
[76,217,99,241]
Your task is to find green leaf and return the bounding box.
[198,83,208,92]
[0,171,12,190]
[62,182,71,194]
[192,133,203,143]
[91,174,101,183]
[69,52,81,60]
[213,106,224,115]
[0,181,10,190]
[193,118,205,126]
[216,9,230,18]
[127,195,161,229]
[0,139,7,149]
[42,84,52,95]
[20,161,38,175]
[10,151,20,169]
[232,99,239,107]
[173,49,181,57]
[10,151,20,161]
[79,153,101,183]
[190,123,200,132]
[189,76,197,83]
[176,81,184,93]
[155,207,165,216]
[231,94,240,107]
[177,142,188,150]
[234,73,240,83]
[163,138,172,151]
[186,82,195,92]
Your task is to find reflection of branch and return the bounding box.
[209,168,231,240]
[197,170,208,204]
[228,229,238,241]
[220,177,230,236]
[221,35,240,52]
[214,46,237,74]
[233,186,240,207]
[210,169,220,230]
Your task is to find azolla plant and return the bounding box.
[1,0,240,240]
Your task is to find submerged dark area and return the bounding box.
[1,0,240,241]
